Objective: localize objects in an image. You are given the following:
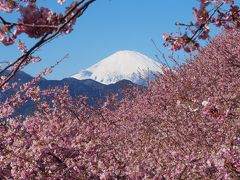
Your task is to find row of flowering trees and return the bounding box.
[1,27,240,178]
[0,0,240,179]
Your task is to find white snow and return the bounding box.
[72,50,163,85]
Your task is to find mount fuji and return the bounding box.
[72,50,163,85]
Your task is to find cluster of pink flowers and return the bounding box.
[17,4,61,38]
[163,0,240,52]
[0,0,73,46]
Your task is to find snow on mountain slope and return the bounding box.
[72,50,163,85]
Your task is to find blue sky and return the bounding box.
[0,0,199,79]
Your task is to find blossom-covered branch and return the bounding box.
[163,0,240,52]
[0,0,96,89]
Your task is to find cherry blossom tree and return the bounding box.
[0,0,240,179]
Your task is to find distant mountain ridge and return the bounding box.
[72,50,163,85]
[0,71,141,117]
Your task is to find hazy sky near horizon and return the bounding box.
[0,0,199,79]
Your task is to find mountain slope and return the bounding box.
[72,50,163,85]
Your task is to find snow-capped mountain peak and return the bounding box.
[72,50,163,85]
